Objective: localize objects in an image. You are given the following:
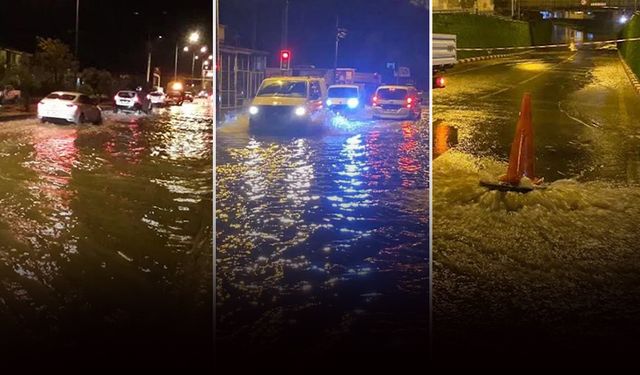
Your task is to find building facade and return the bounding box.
[217,25,269,114]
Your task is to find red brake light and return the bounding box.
[373,96,378,103]
[407,97,413,104]
[435,76,446,88]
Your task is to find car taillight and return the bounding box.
[407,97,413,104]
[134,96,139,102]
[434,76,446,89]
[372,96,378,105]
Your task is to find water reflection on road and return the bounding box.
[0,101,213,360]
[216,113,429,355]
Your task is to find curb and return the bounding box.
[458,51,527,64]
[0,113,35,122]
[618,51,640,95]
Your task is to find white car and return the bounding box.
[114,90,151,113]
[147,91,165,107]
[326,84,361,112]
[37,91,102,125]
[372,85,422,120]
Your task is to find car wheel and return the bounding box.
[77,113,85,125]
[114,107,119,113]
[40,118,46,124]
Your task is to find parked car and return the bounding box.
[372,85,422,120]
[114,90,151,113]
[147,91,166,107]
[37,91,102,125]
[326,84,361,113]
[248,76,327,131]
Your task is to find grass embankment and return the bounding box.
[619,14,640,78]
[433,13,551,59]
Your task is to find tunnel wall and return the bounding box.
[619,14,640,80]
[433,13,533,59]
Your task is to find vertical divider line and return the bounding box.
[428,0,434,363]
[213,0,218,366]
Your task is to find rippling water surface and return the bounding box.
[0,102,213,360]
[216,113,429,354]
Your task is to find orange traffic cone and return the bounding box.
[500,93,540,186]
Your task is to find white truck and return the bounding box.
[432,34,457,89]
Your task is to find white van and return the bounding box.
[326,84,361,112]
[248,76,327,131]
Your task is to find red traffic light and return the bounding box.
[281,50,290,60]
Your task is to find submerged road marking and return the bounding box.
[478,53,577,100]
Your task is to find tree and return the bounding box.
[80,68,114,97]
[34,37,78,91]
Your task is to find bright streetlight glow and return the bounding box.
[189,32,200,43]
[200,46,208,53]
[183,46,189,52]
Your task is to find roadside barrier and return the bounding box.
[456,36,640,51]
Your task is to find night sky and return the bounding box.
[220,0,429,88]
[0,0,212,77]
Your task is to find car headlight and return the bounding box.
[347,98,359,109]
[294,106,306,116]
[249,106,259,115]
[326,99,332,106]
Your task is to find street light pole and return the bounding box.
[174,42,179,81]
[334,16,339,69]
[75,0,80,89]
[75,0,80,58]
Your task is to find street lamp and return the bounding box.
[189,32,200,44]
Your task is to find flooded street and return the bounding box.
[0,101,213,361]
[433,49,640,361]
[216,111,429,356]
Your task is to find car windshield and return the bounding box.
[257,81,307,97]
[328,87,358,98]
[377,88,408,100]
[118,92,136,98]
[150,92,163,96]
[46,93,76,101]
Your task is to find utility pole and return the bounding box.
[334,17,347,70]
[334,16,339,69]
[282,0,289,49]
[75,0,80,58]
[75,0,80,89]
[174,42,179,82]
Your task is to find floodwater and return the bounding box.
[0,101,213,362]
[433,49,640,359]
[216,110,429,356]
